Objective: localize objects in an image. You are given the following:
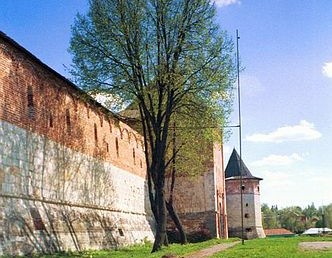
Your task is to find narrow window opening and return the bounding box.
[27,86,35,119]
[49,113,53,128]
[118,228,124,236]
[245,203,249,207]
[244,213,249,218]
[140,160,142,168]
[109,121,112,133]
[133,148,136,165]
[94,123,98,145]
[100,116,103,127]
[115,137,119,157]
[106,142,109,153]
[65,109,71,134]
[257,186,260,192]
[86,105,90,118]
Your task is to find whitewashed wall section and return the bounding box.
[0,120,154,255]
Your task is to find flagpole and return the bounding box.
[236,29,245,245]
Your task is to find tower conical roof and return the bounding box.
[225,148,262,180]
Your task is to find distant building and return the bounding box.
[225,149,265,239]
[264,228,296,238]
[302,227,332,235]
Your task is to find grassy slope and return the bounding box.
[212,236,332,258]
[33,236,332,258]
[39,238,236,258]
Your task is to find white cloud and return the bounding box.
[251,153,303,167]
[246,120,322,143]
[259,168,332,208]
[322,62,332,78]
[213,0,240,8]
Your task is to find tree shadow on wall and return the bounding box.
[0,125,118,255]
[2,200,63,256]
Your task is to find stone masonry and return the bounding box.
[0,32,154,256]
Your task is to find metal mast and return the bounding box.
[236,29,245,245]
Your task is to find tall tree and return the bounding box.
[70,0,235,252]
[261,204,280,229]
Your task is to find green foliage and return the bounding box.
[69,0,235,142]
[70,0,236,251]
[261,203,280,229]
[262,203,332,234]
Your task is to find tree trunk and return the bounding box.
[166,121,187,244]
[166,200,188,244]
[151,186,167,252]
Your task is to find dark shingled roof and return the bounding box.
[225,148,262,180]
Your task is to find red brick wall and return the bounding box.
[0,34,146,178]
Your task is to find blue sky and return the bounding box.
[216,0,332,208]
[1,0,331,208]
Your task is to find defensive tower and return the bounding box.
[225,149,265,239]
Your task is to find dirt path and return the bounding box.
[299,241,332,250]
[183,241,240,258]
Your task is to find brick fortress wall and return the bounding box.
[166,144,227,241]
[0,33,154,256]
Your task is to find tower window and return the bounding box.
[133,148,136,165]
[109,120,112,133]
[49,113,53,128]
[65,109,71,133]
[86,105,90,118]
[94,123,98,145]
[118,228,124,236]
[244,213,249,218]
[115,137,119,157]
[27,86,35,119]
[246,227,252,232]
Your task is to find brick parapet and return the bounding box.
[0,34,146,178]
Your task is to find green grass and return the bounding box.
[38,238,237,258]
[212,236,332,258]
[19,236,332,258]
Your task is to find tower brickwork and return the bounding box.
[225,149,265,239]
[166,143,228,241]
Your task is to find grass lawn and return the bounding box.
[212,236,332,258]
[20,236,332,258]
[38,238,237,258]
